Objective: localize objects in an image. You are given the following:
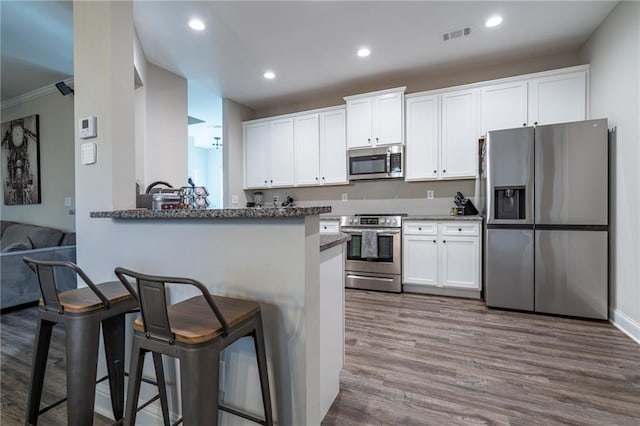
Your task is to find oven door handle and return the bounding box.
[341,228,401,236]
[346,274,395,283]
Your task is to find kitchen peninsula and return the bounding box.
[90,206,346,425]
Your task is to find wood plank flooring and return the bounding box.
[2,291,639,425]
[323,290,640,426]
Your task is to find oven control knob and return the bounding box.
[390,219,396,225]
[381,218,387,224]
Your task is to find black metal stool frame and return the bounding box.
[22,257,169,426]
[115,267,273,426]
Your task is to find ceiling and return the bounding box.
[1,1,617,121]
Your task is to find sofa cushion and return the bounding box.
[0,224,63,250]
[0,221,18,238]
[1,238,33,253]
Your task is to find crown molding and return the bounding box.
[1,77,74,110]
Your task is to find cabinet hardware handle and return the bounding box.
[534,121,538,125]
[433,240,436,243]
[367,138,371,142]
[315,177,319,180]
[418,227,422,231]
[523,123,527,126]
[376,137,379,142]
[458,228,462,232]
[443,170,447,173]
[433,170,437,174]
[443,240,447,243]
[322,177,325,180]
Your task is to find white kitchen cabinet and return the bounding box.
[440,236,480,289]
[403,234,439,286]
[403,221,481,293]
[345,87,405,149]
[405,95,439,180]
[319,219,340,234]
[294,114,321,186]
[481,80,528,136]
[243,118,294,189]
[268,118,295,187]
[244,122,269,188]
[405,88,478,181]
[528,71,587,126]
[441,88,479,178]
[319,108,347,185]
[294,108,347,187]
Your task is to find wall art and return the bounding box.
[1,114,41,205]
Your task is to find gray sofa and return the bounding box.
[1,221,77,310]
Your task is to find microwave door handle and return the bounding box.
[386,149,391,175]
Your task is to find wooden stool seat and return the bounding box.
[134,295,260,343]
[51,281,134,313]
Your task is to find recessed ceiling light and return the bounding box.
[357,47,371,57]
[263,71,276,80]
[188,19,205,31]
[485,16,503,28]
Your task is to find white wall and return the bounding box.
[579,1,640,342]
[143,63,188,189]
[223,98,255,207]
[1,91,75,231]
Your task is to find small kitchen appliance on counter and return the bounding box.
[340,214,405,293]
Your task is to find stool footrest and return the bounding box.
[219,403,267,425]
[36,375,109,416]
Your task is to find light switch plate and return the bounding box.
[427,190,434,199]
[81,142,96,165]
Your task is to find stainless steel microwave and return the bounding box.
[348,145,404,180]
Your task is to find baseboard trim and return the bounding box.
[403,284,481,299]
[610,308,640,346]
[94,382,177,424]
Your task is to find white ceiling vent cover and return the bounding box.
[442,26,472,42]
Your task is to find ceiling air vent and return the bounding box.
[442,26,472,42]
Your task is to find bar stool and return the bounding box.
[22,257,170,426]
[115,267,274,426]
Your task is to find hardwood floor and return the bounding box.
[323,290,640,426]
[2,292,639,425]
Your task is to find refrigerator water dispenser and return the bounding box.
[495,186,526,220]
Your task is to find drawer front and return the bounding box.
[320,221,340,234]
[403,222,438,235]
[441,222,480,236]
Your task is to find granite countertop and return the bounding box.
[320,233,350,251]
[404,215,483,222]
[90,206,332,220]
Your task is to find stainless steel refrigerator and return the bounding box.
[484,119,608,319]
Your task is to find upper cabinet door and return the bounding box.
[528,71,587,126]
[374,91,403,146]
[481,81,528,135]
[244,122,269,188]
[319,108,347,185]
[294,114,320,186]
[405,95,439,180]
[268,118,295,187]
[441,88,479,179]
[346,98,372,149]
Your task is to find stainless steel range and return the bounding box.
[340,214,404,293]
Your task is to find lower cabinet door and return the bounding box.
[440,237,479,289]
[402,235,438,286]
